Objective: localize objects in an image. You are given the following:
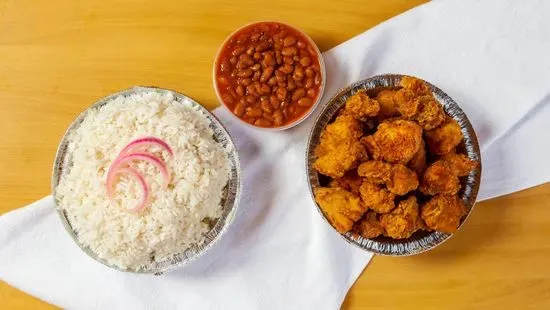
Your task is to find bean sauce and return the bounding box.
[215,22,323,128]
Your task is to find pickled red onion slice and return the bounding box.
[108,152,170,189]
[106,167,150,213]
[120,137,173,161]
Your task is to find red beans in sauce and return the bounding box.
[215,22,323,128]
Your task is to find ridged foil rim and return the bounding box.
[51,86,241,274]
[305,74,482,256]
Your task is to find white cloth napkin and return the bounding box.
[2,0,550,308]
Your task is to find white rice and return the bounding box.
[56,91,230,270]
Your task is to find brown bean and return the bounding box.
[261,99,273,113]
[221,94,234,104]
[299,57,311,67]
[253,52,262,60]
[260,83,271,94]
[250,32,261,41]
[297,41,306,49]
[241,54,255,66]
[259,23,270,32]
[282,107,290,119]
[227,86,238,98]
[256,41,270,52]
[268,76,278,86]
[275,70,286,83]
[305,68,315,77]
[246,95,257,104]
[263,112,274,121]
[217,76,229,86]
[276,87,288,100]
[269,98,279,110]
[291,88,306,101]
[275,52,283,65]
[292,66,304,81]
[314,73,321,85]
[237,68,253,78]
[282,46,298,56]
[236,61,247,69]
[273,42,282,50]
[307,88,316,98]
[283,36,297,47]
[292,56,299,62]
[246,84,258,96]
[246,106,262,117]
[220,58,231,73]
[289,106,296,115]
[253,82,262,94]
[230,56,238,64]
[251,63,261,71]
[234,102,246,116]
[280,64,294,74]
[260,66,275,82]
[273,110,284,125]
[263,53,276,67]
[246,46,255,55]
[295,80,304,88]
[311,64,320,72]
[252,71,260,81]
[287,79,296,91]
[297,97,313,107]
[283,56,294,65]
[232,46,245,56]
[240,78,252,86]
[255,118,272,127]
[236,85,245,97]
[305,78,314,89]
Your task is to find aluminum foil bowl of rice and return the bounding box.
[52,86,241,274]
[306,74,481,256]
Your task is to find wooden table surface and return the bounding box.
[1,0,549,309]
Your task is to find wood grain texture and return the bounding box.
[1,0,549,309]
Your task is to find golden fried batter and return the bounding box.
[380,196,423,239]
[387,164,419,195]
[314,187,368,234]
[413,95,445,130]
[408,140,427,177]
[329,171,363,195]
[421,194,466,233]
[363,120,422,164]
[376,89,400,118]
[420,160,460,195]
[359,181,396,214]
[425,117,463,155]
[353,211,384,239]
[314,115,367,178]
[441,152,478,177]
[400,76,431,96]
[342,90,380,120]
[357,160,392,184]
[394,89,418,118]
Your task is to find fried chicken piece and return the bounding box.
[408,140,427,177]
[353,211,384,238]
[342,90,380,120]
[413,95,445,130]
[380,196,423,239]
[357,160,392,184]
[314,187,368,234]
[376,89,400,118]
[329,171,363,195]
[441,152,479,177]
[362,120,422,164]
[359,181,396,213]
[425,117,463,155]
[387,164,419,195]
[314,115,367,178]
[421,194,466,233]
[420,160,460,195]
[400,76,431,96]
[394,89,419,118]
